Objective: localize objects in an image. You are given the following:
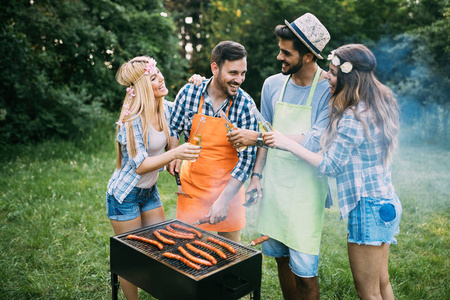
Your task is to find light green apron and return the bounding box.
[257,68,328,255]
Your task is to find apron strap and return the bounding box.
[198,95,204,114]
[278,75,291,103]
[306,67,321,106]
[278,67,321,107]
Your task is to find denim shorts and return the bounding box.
[261,237,320,278]
[347,194,402,246]
[106,185,162,221]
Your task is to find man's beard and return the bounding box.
[217,70,239,97]
[281,59,303,75]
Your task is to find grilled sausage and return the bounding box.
[207,236,236,254]
[162,252,201,271]
[153,230,175,245]
[250,235,269,246]
[159,229,195,239]
[126,234,164,250]
[178,246,212,266]
[186,243,217,265]
[171,223,203,238]
[166,225,197,239]
[193,240,227,259]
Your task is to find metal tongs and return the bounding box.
[174,171,191,198]
[243,189,262,207]
[191,217,210,226]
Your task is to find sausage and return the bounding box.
[158,229,195,239]
[171,223,203,238]
[250,235,269,246]
[207,236,236,254]
[166,225,197,239]
[153,230,175,245]
[162,252,201,271]
[126,234,163,250]
[193,240,227,259]
[186,243,217,265]
[178,246,212,266]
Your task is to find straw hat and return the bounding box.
[285,13,330,59]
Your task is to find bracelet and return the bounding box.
[251,172,263,180]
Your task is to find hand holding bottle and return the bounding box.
[219,110,247,152]
[189,116,206,162]
[173,143,201,162]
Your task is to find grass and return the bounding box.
[0,118,449,299]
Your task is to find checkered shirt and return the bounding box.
[106,100,174,203]
[107,116,153,203]
[170,77,258,182]
[318,102,395,219]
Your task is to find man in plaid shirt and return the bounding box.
[167,41,258,242]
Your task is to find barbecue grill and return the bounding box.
[110,219,262,300]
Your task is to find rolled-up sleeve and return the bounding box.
[129,118,148,169]
[319,112,364,177]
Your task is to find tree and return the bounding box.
[0,0,187,146]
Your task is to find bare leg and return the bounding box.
[275,256,319,300]
[380,246,394,300]
[275,257,298,300]
[141,206,166,227]
[110,216,142,300]
[348,242,392,300]
[295,275,319,300]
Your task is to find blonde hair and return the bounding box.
[321,44,399,165]
[115,56,170,169]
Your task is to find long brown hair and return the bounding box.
[115,56,170,169]
[321,44,399,164]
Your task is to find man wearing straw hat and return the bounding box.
[229,13,332,299]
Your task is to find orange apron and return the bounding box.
[176,96,246,232]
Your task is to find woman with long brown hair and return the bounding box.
[263,44,402,299]
[106,56,201,299]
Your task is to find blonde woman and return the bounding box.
[106,56,200,300]
[263,44,402,299]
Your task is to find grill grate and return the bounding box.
[117,219,258,278]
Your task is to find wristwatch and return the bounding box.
[251,172,263,180]
[254,132,265,147]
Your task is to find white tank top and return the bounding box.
[135,125,167,188]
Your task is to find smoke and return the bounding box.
[372,35,450,147]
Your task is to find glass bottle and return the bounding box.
[219,110,247,152]
[251,107,273,133]
[189,116,206,162]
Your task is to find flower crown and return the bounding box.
[126,58,158,99]
[116,58,157,126]
[327,50,353,73]
[132,58,157,86]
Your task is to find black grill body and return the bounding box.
[110,219,262,300]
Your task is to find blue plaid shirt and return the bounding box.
[318,102,395,219]
[107,100,172,203]
[170,77,258,182]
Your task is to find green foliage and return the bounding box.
[166,0,449,147]
[0,0,187,147]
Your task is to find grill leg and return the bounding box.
[251,287,260,300]
[111,272,119,300]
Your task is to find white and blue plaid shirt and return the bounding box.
[318,102,395,219]
[170,78,258,182]
[107,100,173,203]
